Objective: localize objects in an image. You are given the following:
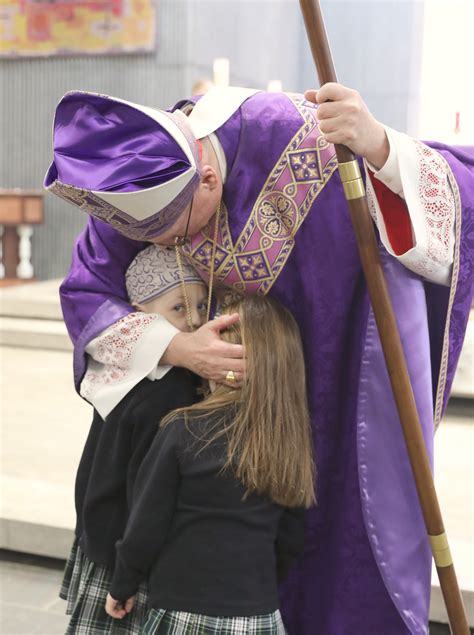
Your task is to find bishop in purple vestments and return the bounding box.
[45,84,473,634]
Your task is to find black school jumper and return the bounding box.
[110,409,306,617]
[75,367,201,566]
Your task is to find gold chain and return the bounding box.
[175,201,222,330]
[174,243,195,331]
[206,201,222,322]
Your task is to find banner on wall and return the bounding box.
[0,0,156,57]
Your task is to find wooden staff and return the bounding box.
[298,1,469,633]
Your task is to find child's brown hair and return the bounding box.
[163,295,316,508]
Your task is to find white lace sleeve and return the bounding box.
[365,127,455,286]
[80,312,179,418]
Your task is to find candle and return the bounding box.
[267,80,283,92]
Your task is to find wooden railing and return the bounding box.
[0,190,44,287]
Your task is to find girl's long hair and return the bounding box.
[162,295,316,508]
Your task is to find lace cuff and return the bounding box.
[365,128,455,286]
[80,312,179,418]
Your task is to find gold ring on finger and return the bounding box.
[226,370,236,383]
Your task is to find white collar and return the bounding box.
[207,132,227,183]
[188,86,260,140]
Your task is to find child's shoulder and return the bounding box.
[160,367,201,390]
[157,411,188,448]
[177,406,234,447]
[128,368,200,411]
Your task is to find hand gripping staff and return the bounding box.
[298,1,469,633]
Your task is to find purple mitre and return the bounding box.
[44,91,201,241]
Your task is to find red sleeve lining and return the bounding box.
[368,170,413,255]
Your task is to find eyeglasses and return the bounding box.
[174,196,194,247]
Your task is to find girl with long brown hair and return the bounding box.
[106,295,316,634]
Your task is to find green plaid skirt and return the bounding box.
[141,608,287,635]
[60,539,149,634]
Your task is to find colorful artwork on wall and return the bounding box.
[0,0,156,57]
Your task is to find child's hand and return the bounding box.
[105,592,135,619]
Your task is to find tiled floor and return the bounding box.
[0,551,453,635]
[0,552,69,634]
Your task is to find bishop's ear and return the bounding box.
[200,164,219,191]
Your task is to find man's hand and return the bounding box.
[162,313,245,386]
[105,592,135,619]
[304,83,390,170]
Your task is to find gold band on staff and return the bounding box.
[338,159,365,200]
[429,532,453,568]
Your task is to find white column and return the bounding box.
[0,225,4,279]
[16,224,34,279]
[213,58,230,87]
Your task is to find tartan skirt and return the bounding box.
[60,539,149,634]
[141,608,287,635]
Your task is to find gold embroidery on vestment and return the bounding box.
[183,94,338,296]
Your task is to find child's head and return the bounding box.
[173,295,316,509]
[126,245,207,332]
[219,295,306,385]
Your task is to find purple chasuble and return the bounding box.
[59,93,473,634]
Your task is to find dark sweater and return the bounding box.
[74,368,200,566]
[110,410,306,617]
